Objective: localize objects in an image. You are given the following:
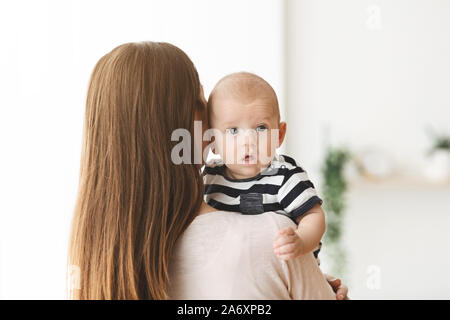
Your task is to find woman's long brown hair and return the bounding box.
[68,42,205,299]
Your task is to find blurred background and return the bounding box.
[0,0,449,299]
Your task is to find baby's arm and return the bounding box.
[294,203,326,254]
[273,203,326,260]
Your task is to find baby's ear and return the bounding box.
[278,122,287,147]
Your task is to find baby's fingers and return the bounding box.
[277,227,296,236]
[275,243,296,255]
[274,243,298,260]
[273,234,295,249]
[276,252,298,261]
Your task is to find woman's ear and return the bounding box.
[278,122,287,147]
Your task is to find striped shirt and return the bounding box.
[203,154,323,261]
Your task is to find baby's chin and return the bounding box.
[225,162,270,180]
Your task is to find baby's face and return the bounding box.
[210,95,284,179]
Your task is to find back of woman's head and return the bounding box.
[69,42,205,299]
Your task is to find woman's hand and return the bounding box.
[325,274,349,300]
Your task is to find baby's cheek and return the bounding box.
[231,136,240,163]
[213,133,226,159]
[258,133,274,164]
[221,135,237,164]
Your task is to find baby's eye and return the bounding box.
[226,127,239,135]
[256,125,267,132]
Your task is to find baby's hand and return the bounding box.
[273,227,305,260]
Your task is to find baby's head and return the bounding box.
[208,72,286,179]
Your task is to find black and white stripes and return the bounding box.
[203,154,323,221]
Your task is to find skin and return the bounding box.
[194,86,349,300]
[208,73,285,179]
[210,97,285,179]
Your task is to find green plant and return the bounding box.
[321,147,351,243]
[425,126,450,155]
[320,146,351,277]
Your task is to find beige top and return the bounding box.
[168,211,335,300]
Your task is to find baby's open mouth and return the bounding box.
[242,154,256,164]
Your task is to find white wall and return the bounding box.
[285,0,450,181]
[0,0,284,299]
[285,0,450,299]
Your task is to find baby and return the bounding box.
[203,72,325,262]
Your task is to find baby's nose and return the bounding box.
[240,129,257,146]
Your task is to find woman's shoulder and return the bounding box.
[192,210,296,230]
[189,211,296,248]
[178,210,298,264]
[171,211,334,299]
[170,211,295,299]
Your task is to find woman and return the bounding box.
[68,41,348,299]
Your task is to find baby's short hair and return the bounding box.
[208,71,280,123]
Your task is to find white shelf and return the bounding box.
[347,175,450,189]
